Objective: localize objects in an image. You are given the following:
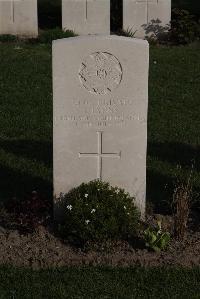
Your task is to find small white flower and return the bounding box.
[124,206,127,210]
[85,220,90,224]
[91,209,96,214]
[153,60,157,64]
[84,194,89,198]
[115,189,120,194]
[67,205,73,210]
[127,212,130,215]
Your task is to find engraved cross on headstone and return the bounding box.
[10,0,15,23]
[79,131,121,180]
[85,0,88,20]
[136,0,159,23]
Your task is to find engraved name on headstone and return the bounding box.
[53,35,149,219]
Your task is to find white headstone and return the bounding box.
[123,0,171,39]
[0,0,38,37]
[62,0,110,35]
[53,35,149,219]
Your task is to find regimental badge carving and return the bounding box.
[79,52,123,95]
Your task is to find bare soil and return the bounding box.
[0,213,199,269]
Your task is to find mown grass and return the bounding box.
[0,266,199,298]
[0,42,200,212]
[148,43,200,212]
[0,40,200,299]
[0,43,52,201]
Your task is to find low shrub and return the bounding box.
[142,8,200,45]
[172,0,200,16]
[170,8,200,44]
[58,180,140,245]
[38,28,77,44]
[0,28,76,45]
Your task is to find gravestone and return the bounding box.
[62,0,110,35]
[0,0,38,37]
[53,35,149,219]
[123,0,171,38]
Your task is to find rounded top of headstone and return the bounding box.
[52,35,149,47]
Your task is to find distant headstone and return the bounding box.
[0,0,38,37]
[53,35,149,219]
[123,0,171,39]
[62,0,110,35]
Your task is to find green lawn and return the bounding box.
[0,266,199,298]
[0,41,200,298]
[148,43,200,212]
[0,42,200,212]
[0,43,52,201]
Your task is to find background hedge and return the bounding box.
[172,0,200,15]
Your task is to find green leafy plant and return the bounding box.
[58,180,140,245]
[120,27,137,38]
[144,221,170,252]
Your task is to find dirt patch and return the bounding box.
[0,223,200,269]
[0,205,199,269]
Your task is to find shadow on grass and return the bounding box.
[147,141,200,214]
[146,169,174,214]
[147,168,200,214]
[0,139,52,168]
[0,139,199,215]
[0,139,52,203]
[0,164,52,204]
[148,141,200,171]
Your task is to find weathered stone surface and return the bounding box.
[0,0,38,37]
[62,0,110,35]
[53,35,149,219]
[123,0,171,39]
